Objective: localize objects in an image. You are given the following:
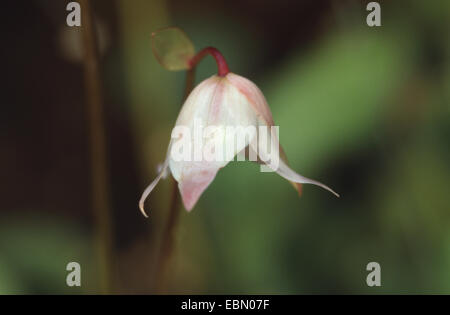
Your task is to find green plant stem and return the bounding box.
[155,69,195,293]
[80,0,113,294]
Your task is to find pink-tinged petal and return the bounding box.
[207,79,226,124]
[226,73,274,126]
[139,142,172,217]
[174,76,221,127]
[230,69,327,197]
[227,73,303,195]
[178,166,218,211]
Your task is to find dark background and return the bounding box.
[1,0,449,294]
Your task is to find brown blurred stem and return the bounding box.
[155,69,195,293]
[80,0,113,294]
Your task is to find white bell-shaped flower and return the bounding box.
[139,73,338,216]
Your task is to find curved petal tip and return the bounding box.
[139,199,149,218]
[317,182,340,198]
[138,161,170,218]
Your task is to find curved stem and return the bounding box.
[189,47,230,77]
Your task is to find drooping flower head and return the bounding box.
[139,28,338,216]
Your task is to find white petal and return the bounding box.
[272,158,339,197]
[138,141,172,217]
[251,124,339,197]
[177,163,219,211]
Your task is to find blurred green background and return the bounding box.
[1,0,449,294]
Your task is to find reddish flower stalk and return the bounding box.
[188,47,230,77]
